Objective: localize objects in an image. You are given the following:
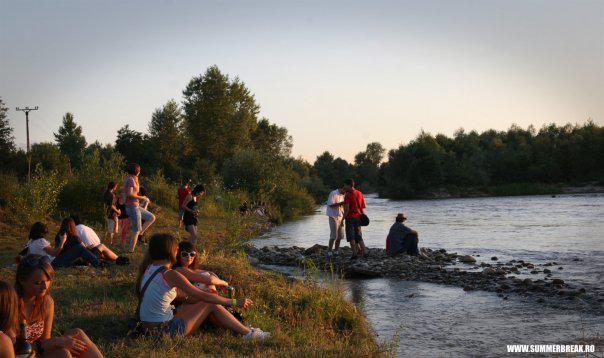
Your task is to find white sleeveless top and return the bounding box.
[139,264,177,322]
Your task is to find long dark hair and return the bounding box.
[0,281,18,333]
[29,222,48,241]
[135,234,179,297]
[15,254,54,322]
[58,217,78,237]
[177,241,200,270]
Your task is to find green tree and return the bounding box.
[182,66,260,169]
[0,97,15,165]
[54,112,87,169]
[313,151,354,189]
[148,99,186,179]
[354,142,385,191]
[114,125,154,171]
[30,142,70,173]
[252,118,293,157]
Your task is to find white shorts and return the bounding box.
[328,217,344,241]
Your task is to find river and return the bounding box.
[253,194,604,357]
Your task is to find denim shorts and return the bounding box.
[126,206,155,232]
[163,317,186,336]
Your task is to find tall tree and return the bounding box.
[0,97,15,164]
[148,99,186,179]
[54,112,86,169]
[252,118,293,157]
[114,125,154,171]
[354,142,385,192]
[183,66,260,169]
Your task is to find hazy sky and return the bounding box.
[1,0,602,162]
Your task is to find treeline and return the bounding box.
[378,123,604,199]
[309,122,604,199]
[0,66,328,223]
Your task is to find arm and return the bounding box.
[343,203,350,218]
[40,297,86,354]
[164,270,251,308]
[175,267,228,287]
[43,240,62,257]
[182,194,194,212]
[0,333,14,358]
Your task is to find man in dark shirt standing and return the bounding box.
[103,181,121,245]
[386,213,420,257]
[343,178,368,259]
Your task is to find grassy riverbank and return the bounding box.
[0,207,382,357]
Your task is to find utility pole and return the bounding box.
[15,106,39,181]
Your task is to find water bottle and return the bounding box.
[226,285,235,299]
[14,321,33,358]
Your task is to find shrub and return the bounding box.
[144,171,179,210]
[0,171,19,207]
[6,164,66,225]
[58,150,124,224]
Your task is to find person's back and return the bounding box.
[344,189,365,219]
[386,213,419,257]
[76,224,101,248]
[139,263,177,322]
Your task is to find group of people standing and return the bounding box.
[326,178,424,259]
[103,162,156,253]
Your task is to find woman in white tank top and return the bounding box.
[135,233,270,339]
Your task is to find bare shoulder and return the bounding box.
[45,294,55,308]
[0,331,13,352]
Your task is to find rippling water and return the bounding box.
[254,194,604,357]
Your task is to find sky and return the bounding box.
[1,0,603,162]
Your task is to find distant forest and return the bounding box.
[315,122,604,199]
[1,66,603,208]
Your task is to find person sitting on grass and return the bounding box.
[386,213,427,258]
[70,215,129,265]
[53,218,103,267]
[0,281,19,358]
[15,254,104,357]
[172,241,229,294]
[181,184,205,247]
[136,233,270,339]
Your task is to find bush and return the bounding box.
[6,165,66,225]
[58,150,124,224]
[0,171,19,207]
[144,171,179,210]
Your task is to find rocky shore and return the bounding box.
[247,244,603,315]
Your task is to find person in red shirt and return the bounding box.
[343,178,368,259]
[177,179,192,228]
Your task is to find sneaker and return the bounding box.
[243,327,271,340]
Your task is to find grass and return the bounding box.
[0,205,381,357]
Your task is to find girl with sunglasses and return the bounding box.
[173,241,228,293]
[0,281,19,358]
[136,234,269,339]
[15,254,104,357]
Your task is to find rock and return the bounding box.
[491,256,498,261]
[463,286,475,291]
[459,255,476,264]
[304,244,326,255]
[558,267,563,270]
[543,269,552,274]
[530,270,539,274]
[552,278,565,285]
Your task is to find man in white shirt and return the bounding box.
[326,184,346,257]
[72,215,120,262]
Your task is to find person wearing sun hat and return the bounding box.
[386,212,421,257]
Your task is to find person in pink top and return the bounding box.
[123,163,156,253]
[343,178,369,259]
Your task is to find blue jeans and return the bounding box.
[52,244,101,267]
[126,206,155,232]
[163,317,186,336]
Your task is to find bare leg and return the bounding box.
[174,301,216,335]
[97,244,118,261]
[358,240,368,255]
[207,305,251,335]
[328,238,335,251]
[350,240,358,256]
[139,214,156,236]
[44,348,72,358]
[64,328,103,358]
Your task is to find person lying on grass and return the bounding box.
[15,254,104,357]
[54,218,103,267]
[70,215,129,265]
[0,281,19,358]
[172,241,229,294]
[136,233,270,339]
[24,221,103,268]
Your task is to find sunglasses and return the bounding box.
[180,251,197,258]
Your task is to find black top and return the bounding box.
[54,233,83,256]
[104,191,117,219]
[117,200,128,219]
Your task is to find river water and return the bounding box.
[253,194,604,357]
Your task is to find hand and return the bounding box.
[54,335,88,354]
[217,279,229,287]
[237,298,253,309]
[117,209,121,215]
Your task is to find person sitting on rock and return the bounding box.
[386,213,423,257]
